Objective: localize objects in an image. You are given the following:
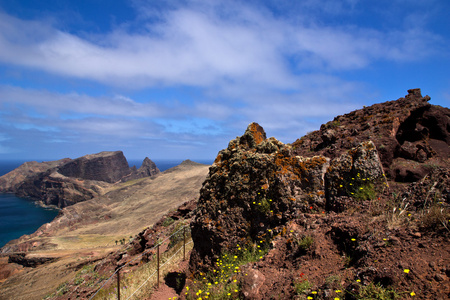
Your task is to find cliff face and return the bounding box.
[188,89,450,299]
[0,151,160,208]
[0,158,71,193]
[57,151,131,183]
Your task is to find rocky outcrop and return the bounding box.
[0,151,160,208]
[292,88,450,182]
[8,253,58,268]
[0,158,71,193]
[190,89,449,271]
[15,170,110,208]
[135,157,160,178]
[187,90,449,299]
[58,151,131,183]
[190,123,386,270]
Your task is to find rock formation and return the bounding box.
[0,151,160,208]
[292,88,449,182]
[190,123,387,269]
[187,89,449,299]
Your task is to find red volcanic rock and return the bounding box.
[187,90,449,299]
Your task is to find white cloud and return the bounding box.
[0,86,167,118]
[0,2,442,89]
[0,0,447,159]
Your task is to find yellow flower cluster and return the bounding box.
[185,241,269,299]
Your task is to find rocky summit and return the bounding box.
[188,89,449,299]
[0,151,159,208]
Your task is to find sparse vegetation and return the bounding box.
[294,273,312,296]
[419,201,450,232]
[297,235,314,251]
[94,236,193,300]
[162,216,175,227]
[354,282,400,300]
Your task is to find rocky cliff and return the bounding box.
[292,88,450,182]
[187,89,449,299]
[0,151,160,208]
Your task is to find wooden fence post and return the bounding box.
[183,226,186,261]
[157,244,160,287]
[117,267,121,300]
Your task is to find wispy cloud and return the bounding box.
[0,2,442,88]
[0,0,447,159]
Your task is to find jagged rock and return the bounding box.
[8,253,57,268]
[325,140,386,211]
[292,88,449,181]
[136,157,160,178]
[190,123,330,269]
[16,170,109,208]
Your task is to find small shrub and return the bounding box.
[56,282,69,296]
[297,235,314,251]
[294,278,312,295]
[353,182,377,201]
[74,276,84,285]
[386,196,410,230]
[357,282,400,299]
[255,197,271,214]
[162,217,175,227]
[168,223,189,248]
[324,274,341,289]
[185,241,269,300]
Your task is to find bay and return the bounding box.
[0,194,59,248]
[0,158,212,248]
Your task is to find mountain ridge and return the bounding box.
[0,151,160,208]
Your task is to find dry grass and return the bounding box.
[1,164,209,300]
[419,203,450,232]
[93,239,193,300]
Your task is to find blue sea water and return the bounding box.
[0,158,212,248]
[0,160,60,248]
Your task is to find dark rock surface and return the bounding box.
[58,151,131,183]
[8,253,57,268]
[190,123,386,270]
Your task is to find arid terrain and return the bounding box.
[0,160,210,299]
[0,89,449,300]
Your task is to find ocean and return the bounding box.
[0,158,213,248]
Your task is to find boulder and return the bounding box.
[325,140,386,211]
[191,123,330,269]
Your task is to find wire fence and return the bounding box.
[89,224,192,300]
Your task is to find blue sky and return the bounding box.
[0,0,449,161]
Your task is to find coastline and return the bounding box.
[0,158,212,249]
